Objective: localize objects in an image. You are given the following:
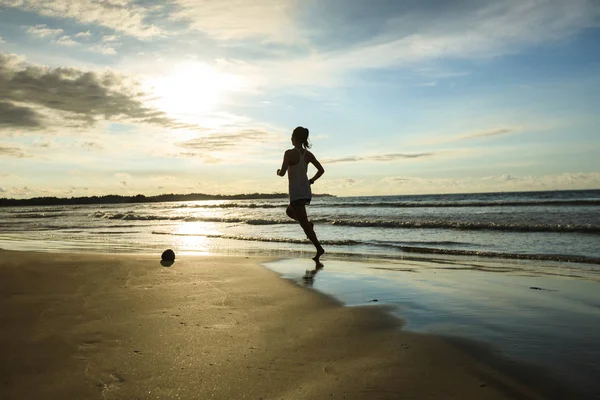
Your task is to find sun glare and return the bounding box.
[148,62,240,123]
[171,220,220,254]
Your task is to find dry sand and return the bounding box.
[0,250,565,399]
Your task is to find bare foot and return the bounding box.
[312,248,325,261]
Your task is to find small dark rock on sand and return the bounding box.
[161,249,175,262]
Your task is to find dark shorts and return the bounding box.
[290,198,311,206]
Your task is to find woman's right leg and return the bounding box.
[286,204,298,221]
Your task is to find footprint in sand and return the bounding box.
[78,340,101,351]
[96,371,125,396]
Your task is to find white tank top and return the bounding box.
[288,148,312,202]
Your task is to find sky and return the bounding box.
[0,0,599,198]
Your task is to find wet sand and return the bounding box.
[0,250,570,399]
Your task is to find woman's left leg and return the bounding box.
[291,202,324,260]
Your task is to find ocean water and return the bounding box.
[1,189,599,264]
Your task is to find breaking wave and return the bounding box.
[143,199,600,209]
[94,211,600,233]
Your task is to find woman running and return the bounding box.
[277,126,325,261]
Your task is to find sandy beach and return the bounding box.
[0,249,578,399]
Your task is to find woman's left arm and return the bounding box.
[277,151,289,177]
[308,152,325,184]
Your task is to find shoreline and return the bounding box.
[0,249,584,399]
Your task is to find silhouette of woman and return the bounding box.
[277,126,325,261]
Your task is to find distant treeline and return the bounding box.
[0,192,335,207]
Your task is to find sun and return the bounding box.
[148,62,239,123]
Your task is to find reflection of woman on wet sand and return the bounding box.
[277,126,325,261]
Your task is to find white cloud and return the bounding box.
[177,128,282,153]
[102,35,119,42]
[90,44,117,55]
[323,152,435,164]
[0,52,194,131]
[459,128,516,141]
[327,0,600,70]
[26,24,64,38]
[418,127,521,146]
[24,26,116,54]
[228,0,600,90]
[170,0,298,42]
[0,36,5,44]
[3,0,161,38]
[55,35,78,47]
[0,54,287,172]
[75,30,92,38]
